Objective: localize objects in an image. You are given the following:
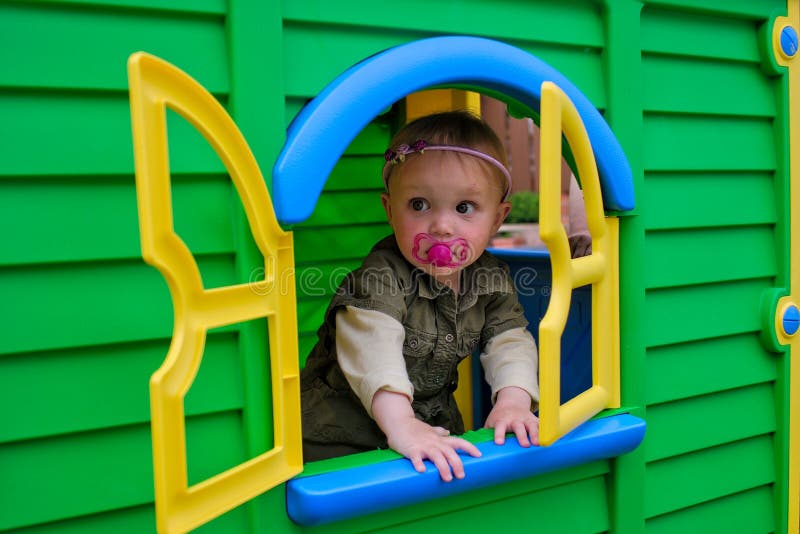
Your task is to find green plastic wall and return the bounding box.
[0,0,792,533]
[637,4,789,533]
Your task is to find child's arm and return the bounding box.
[337,307,481,481]
[371,389,482,481]
[480,326,540,446]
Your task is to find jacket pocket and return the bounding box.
[402,327,437,358]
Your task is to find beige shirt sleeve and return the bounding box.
[335,305,413,417]
[480,326,539,408]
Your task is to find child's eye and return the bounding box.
[410,198,430,211]
[456,201,475,215]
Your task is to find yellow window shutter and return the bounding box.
[128,52,301,534]
[538,81,621,446]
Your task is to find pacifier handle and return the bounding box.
[427,243,453,267]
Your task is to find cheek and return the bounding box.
[467,218,498,245]
[391,218,420,248]
[391,214,416,235]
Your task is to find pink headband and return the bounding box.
[382,139,511,201]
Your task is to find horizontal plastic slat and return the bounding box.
[645,383,776,461]
[293,224,391,264]
[0,94,226,176]
[0,412,245,531]
[645,333,777,404]
[644,226,777,289]
[14,503,156,534]
[641,7,763,61]
[295,261,360,300]
[642,0,782,20]
[0,2,228,92]
[12,500,248,534]
[0,175,234,266]
[646,485,774,534]
[1,255,240,355]
[283,0,604,50]
[643,171,776,230]
[325,156,389,191]
[298,190,388,227]
[0,333,242,443]
[642,55,775,116]
[643,114,777,172]
[644,278,770,347]
[282,26,414,99]
[350,473,611,533]
[644,436,775,518]
[44,0,226,14]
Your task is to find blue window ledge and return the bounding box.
[287,413,645,526]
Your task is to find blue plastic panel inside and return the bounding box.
[287,413,645,526]
[273,36,635,224]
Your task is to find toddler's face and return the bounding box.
[381,151,510,285]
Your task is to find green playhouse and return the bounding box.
[1,1,799,533]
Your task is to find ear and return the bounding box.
[381,192,393,224]
[493,200,512,233]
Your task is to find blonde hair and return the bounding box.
[383,110,509,198]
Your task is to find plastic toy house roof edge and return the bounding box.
[272,35,635,225]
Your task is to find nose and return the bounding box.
[428,209,454,238]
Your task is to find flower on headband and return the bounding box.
[384,139,428,165]
[411,139,427,152]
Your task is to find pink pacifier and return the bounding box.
[412,233,469,268]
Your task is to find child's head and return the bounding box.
[382,110,510,202]
[380,111,512,285]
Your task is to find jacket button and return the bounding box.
[445,333,454,342]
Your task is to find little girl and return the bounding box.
[301,110,540,481]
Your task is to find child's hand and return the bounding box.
[484,386,539,447]
[569,231,592,258]
[386,416,482,481]
[372,390,481,481]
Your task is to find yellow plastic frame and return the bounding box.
[773,5,800,531]
[128,52,301,534]
[538,82,620,446]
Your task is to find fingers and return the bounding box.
[451,437,482,458]
[412,445,458,482]
[529,418,540,446]
[409,454,427,474]
[490,415,540,447]
[408,437,481,482]
[430,449,456,481]
[512,420,530,447]
[493,421,507,445]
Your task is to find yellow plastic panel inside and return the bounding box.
[128,52,301,534]
[538,81,620,446]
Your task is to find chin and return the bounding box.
[429,265,465,280]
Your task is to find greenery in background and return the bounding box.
[506,190,539,223]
